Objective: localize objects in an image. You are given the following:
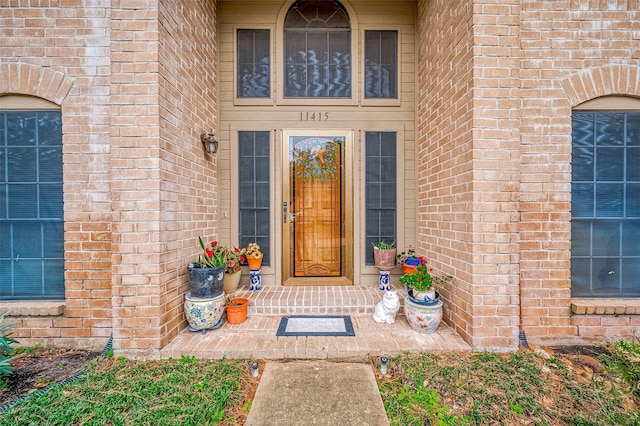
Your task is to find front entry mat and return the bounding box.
[276,315,355,337]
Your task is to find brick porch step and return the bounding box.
[160,284,472,360]
[233,284,395,316]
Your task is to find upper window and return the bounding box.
[237,29,271,98]
[0,110,64,300]
[284,0,351,98]
[571,110,640,297]
[364,30,397,99]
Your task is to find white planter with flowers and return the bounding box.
[398,254,453,333]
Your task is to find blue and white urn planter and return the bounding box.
[404,296,443,334]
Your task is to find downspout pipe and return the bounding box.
[518,281,529,348]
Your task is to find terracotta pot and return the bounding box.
[247,254,263,271]
[373,247,396,271]
[223,270,242,294]
[226,297,249,324]
[402,263,418,275]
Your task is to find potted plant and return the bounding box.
[399,264,436,302]
[223,245,246,294]
[372,240,396,270]
[399,258,453,334]
[244,242,263,271]
[396,246,422,274]
[225,295,249,324]
[187,237,227,299]
[372,240,396,290]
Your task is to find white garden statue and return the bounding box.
[373,290,400,324]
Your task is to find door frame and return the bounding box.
[280,129,354,286]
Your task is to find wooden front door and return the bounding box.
[282,131,353,285]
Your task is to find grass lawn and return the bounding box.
[378,343,640,425]
[0,341,638,425]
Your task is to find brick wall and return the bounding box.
[469,0,523,350]
[518,0,640,345]
[1,1,218,356]
[157,0,219,351]
[416,0,476,346]
[0,3,112,351]
[110,0,218,358]
[417,0,639,349]
[417,0,522,350]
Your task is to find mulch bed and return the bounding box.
[0,347,101,407]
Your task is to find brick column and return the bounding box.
[417,0,521,350]
[110,0,219,358]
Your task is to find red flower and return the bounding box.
[205,248,213,257]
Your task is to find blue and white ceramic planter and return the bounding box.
[407,289,438,306]
[404,296,443,334]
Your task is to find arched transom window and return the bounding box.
[284,0,351,98]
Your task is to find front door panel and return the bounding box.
[282,131,352,284]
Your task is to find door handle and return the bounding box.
[283,202,287,224]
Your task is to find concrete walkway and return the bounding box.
[245,361,389,426]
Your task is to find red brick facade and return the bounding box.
[1,0,638,356]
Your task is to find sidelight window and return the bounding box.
[364,131,397,265]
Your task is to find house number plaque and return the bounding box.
[299,112,329,121]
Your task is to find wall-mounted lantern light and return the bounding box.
[200,132,218,154]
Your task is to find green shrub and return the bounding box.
[0,312,17,387]
[602,339,640,398]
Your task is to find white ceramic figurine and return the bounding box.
[373,290,400,324]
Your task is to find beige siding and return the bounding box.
[218,0,417,285]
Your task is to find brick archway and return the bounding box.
[560,64,640,107]
[0,62,74,104]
